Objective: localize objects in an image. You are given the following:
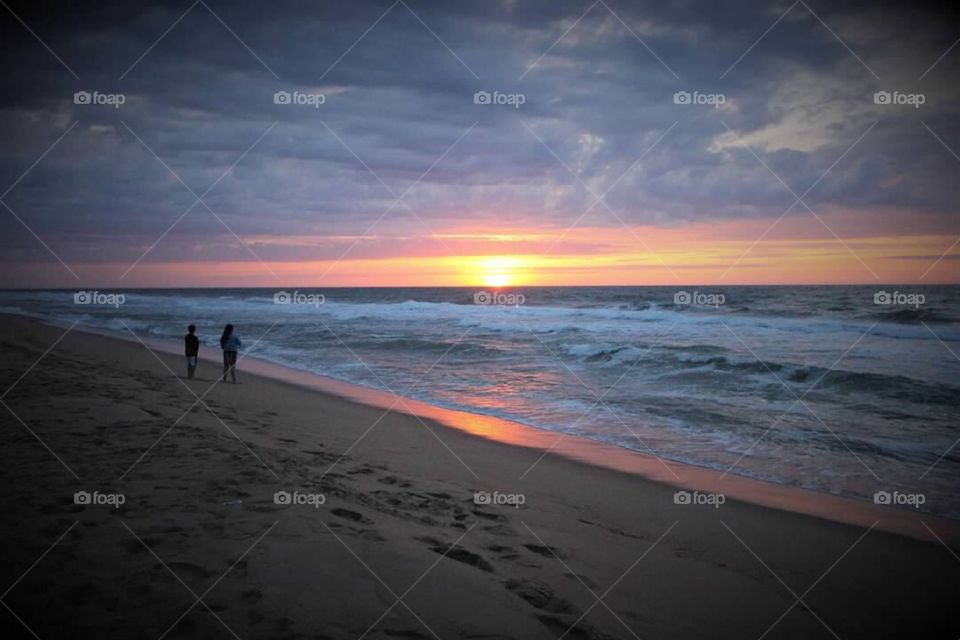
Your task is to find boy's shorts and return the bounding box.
[186,356,197,367]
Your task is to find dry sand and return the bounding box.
[0,314,957,639]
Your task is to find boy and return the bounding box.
[184,324,200,379]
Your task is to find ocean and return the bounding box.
[3,285,958,516]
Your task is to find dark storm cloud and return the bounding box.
[0,0,958,271]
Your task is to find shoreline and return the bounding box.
[2,312,958,638]
[19,312,960,544]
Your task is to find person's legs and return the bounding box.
[228,351,238,383]
[222,352,230,382]
[187,357,196,379]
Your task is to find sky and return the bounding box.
[0,0,958,288]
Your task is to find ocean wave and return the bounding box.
[860,307,957,324]
[815,369,958,405]
[367,336,505,358]
[78,292,959,344]
[3,286,960,518]
[562,338,958,405]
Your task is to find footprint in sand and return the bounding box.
[485,544,520,560]
[346,466,376,476]
[330,507,374,525]
[471,509,507,522]
[377,475,413,488]
[505,578,575,615]
[523,543,563,559]
[416,536,494,572]
[487,544,540,569]
[533,614,605,640]
[482,523,517,537]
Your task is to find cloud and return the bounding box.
[0,0,957,281]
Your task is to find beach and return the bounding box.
[0,313,957,639]
[3,0,959,637]
[5,286,957,520]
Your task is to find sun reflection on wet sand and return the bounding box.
[61,320,960,545]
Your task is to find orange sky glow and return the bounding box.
[11,207,957,288]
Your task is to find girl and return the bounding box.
[220,324,243,383]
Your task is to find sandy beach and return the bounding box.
[3,0,960,636]
[0,313,957,639]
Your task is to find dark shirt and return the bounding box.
[185,333,200,357]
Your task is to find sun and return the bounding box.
[479,256,519,288]
[484,272,512,288]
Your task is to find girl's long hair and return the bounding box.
[220,324,234,348]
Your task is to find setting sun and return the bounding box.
[484,273,511,288]
[478,256,523,288]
